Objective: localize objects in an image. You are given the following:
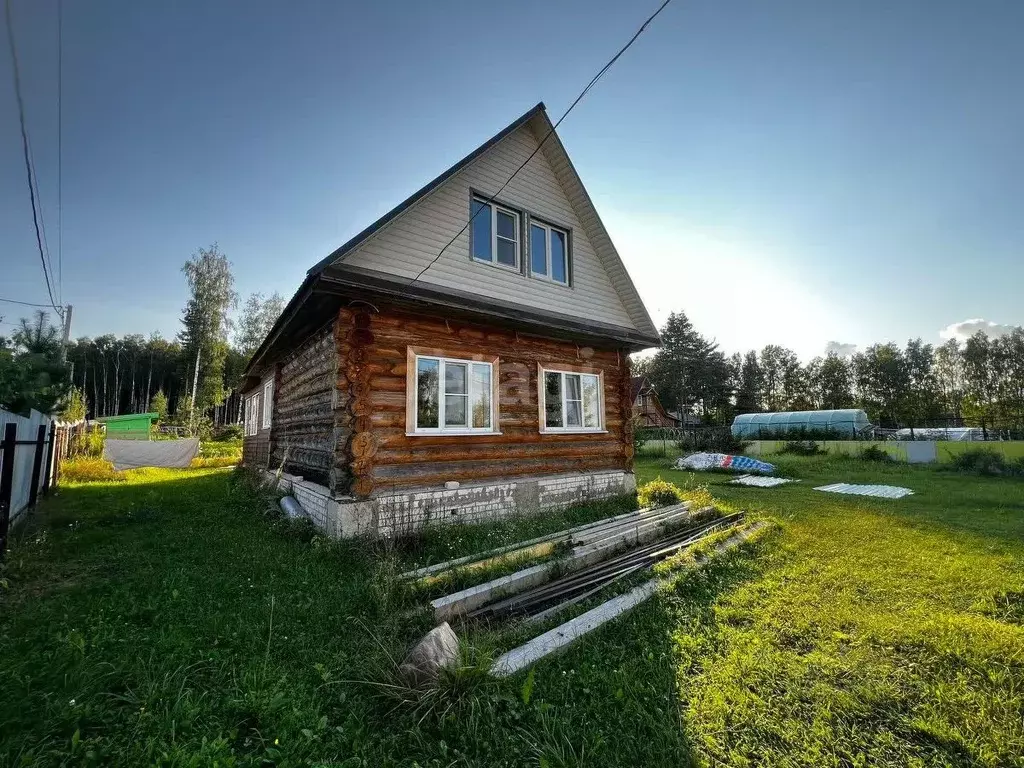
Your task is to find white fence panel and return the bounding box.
[0,407,53,527]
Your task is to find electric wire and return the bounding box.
[401,0,675,287]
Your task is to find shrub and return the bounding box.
[214,424,243,441]
[951,449,1012,476]
[637,477,684,508]
[780,440,822,456]
[190,456,239,468]
[859,445,894,463]
[60,457,125,483]
[200,440,243,458]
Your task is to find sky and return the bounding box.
[2,0,1022,360]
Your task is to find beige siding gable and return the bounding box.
[335,123,639,332]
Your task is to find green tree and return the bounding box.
[0,311,70,414]
[59,386,88,422]
[234,291,285,359]
[150,390,169,421]
[759,345,799,411]
[648,311,724,421]
[811,353,854,409]
[853,343,909,426]
[934,339,965,420]
[734,350,763,413]
[179,244,238,415]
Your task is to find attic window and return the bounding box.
[530,221,569,285]
[470,197,520,270]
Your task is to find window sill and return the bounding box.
[529,272,571,289]
[472,257,521,274]
[540,429,608,435]
[406,431,503,437]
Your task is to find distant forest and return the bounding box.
[1,245,282,426]
[635,312,1024,432]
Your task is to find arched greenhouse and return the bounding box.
[731,409,870,439]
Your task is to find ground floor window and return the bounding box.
[411,353,495,433]
[541,369,603,432]
[244,394,260,436]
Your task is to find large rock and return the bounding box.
[399,622,460,688]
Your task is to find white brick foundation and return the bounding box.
[267,470,636,538]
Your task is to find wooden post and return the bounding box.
[42,422,56,496]
[0,423,17,559]
[28,423,46,508]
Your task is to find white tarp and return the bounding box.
[813,483,914,499]
[731,474,796,487]
[104,438,199,470]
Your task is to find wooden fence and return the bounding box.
[0,408,58,556]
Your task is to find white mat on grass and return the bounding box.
[731,474,797,488]
[813,483,913,499]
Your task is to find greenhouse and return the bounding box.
[731,409,871,439]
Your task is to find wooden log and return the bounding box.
[353,477,375,497]
[351,431,378,459]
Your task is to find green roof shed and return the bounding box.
[97,412,158,440]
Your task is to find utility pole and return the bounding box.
[59,304,72,365]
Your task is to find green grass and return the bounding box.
[0,459,1022,766]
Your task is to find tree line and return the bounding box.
[0,245,283,427]
[636,311,1024,432]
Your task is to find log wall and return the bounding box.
[341,304,634,497]
[271,323,337,487]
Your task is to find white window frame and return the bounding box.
[471,196,521,272]
[411,353,498,435]
[244,394,260,437]
[262,381,273,429]
[529,220,570,285]
[539,367,605,434]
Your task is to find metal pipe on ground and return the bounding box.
[472,513,744,622]
[490,521,769,678]
[400,502,691,581]
[430,505,713,622]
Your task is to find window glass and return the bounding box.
[531,224,547,275]
[545,372,563,428]
[581,374,600,428]
[496,210,516,240]
[443,362,468,427]
[496,239,516,266]
[551,229,567,283]
[417,359,440,428]
[471,199,491,261]
[496,210,518,266]
[565,374,582,427]
[471,363,491,429]
[262,382,273,429]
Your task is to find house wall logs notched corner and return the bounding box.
[271,324,337,487]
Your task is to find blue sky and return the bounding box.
[2,0,1022,359]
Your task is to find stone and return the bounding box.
[399,622,460,688]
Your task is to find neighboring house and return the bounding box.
[240,103,660,536]
[630,376,680,428]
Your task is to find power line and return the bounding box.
[57,0,63,303]
[403,0,674,287]
[0,297,59,308]
[4,0,62,315]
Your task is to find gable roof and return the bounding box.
[244,103,660,378]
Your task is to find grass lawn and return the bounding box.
[1,458,1022,766]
